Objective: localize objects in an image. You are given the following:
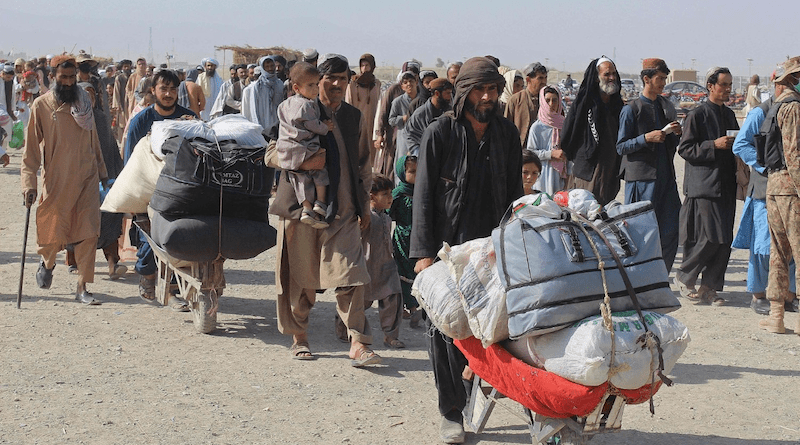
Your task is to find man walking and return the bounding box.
[21,55,108,305]
[411,57,523,443]
[272,54,380,367]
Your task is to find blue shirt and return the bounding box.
[616,94,663,156]
[732,102,768,175]
[123,104,196,164]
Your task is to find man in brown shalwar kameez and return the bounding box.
[21,56,108,305]
[271,54,380,367]
[345,53,381,166]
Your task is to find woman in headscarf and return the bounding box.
[389,154,422,326]
[499,69,524,105]
[525,85,568,196]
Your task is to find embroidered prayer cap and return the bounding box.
[774,56,800,84]
[50,55,77,68]
[642,58,667,71]
[302,48,319,61]
[2,64,14,74]
[522,62,546,78]
[318,54,349,69]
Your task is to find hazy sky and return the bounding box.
[1,0,790,78]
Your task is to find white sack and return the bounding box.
[100,135,164,214]
[504,311,690,389]
[412,261,471,340]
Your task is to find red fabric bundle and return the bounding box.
[454,336,661,419]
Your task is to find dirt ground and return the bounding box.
[1,148,798,445]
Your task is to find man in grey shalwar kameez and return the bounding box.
[271,54,380,367]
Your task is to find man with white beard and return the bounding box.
[561,56,624,205]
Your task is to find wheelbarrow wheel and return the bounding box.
[555,426,589,445]
[192,291,216,334]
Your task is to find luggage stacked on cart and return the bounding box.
[412,191,689,416]
[101,115,277,261]
[148,115,277,261]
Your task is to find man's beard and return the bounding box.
[206,68,216,76]
[54,82,79,104]
[155,97,175,112]
[123,68,132,76]
[598,78,619,95]
[465,98,497,123]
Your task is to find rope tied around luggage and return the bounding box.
[568,213,624,380]
[566,209,672,416]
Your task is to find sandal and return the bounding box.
[290,342,315,360]
[109,264,127,280]
[384,338,406,349]
[350,347,381,367]
[672,276,695,298]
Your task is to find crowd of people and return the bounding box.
[2,48,799,444]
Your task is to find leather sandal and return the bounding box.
[75,290,101,305]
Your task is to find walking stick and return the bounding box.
[17,193,34,309]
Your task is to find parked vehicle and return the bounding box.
[662,81,708,112]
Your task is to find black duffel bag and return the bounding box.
[150,137,273,222]
[150,211,277,262]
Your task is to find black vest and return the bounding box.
[620,96,677,181]
[747,100,772,200]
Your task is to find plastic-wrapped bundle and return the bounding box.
[504,310,690,389]
[150,115,266,159]
[440,238,509,347]
[411,261,472,340]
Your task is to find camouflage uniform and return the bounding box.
[764,89,800,332]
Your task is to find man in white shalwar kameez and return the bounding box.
[196,58,223,121]
[241,55,284,139]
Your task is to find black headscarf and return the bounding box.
[452,57,506,120]
[561,57,623,162]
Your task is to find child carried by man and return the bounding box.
[276,62,334,228]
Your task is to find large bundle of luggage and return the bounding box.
[413,192,689,388]
[102,115,276,262]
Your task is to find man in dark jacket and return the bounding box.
[562,57,624,205]
[616,58,682,272]
[411,57,523,444]
[673,67,739,306]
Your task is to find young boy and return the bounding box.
[390,155,423,327]
[522,149,542,195]
[276,62,334,229]
[336,174,405,348]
